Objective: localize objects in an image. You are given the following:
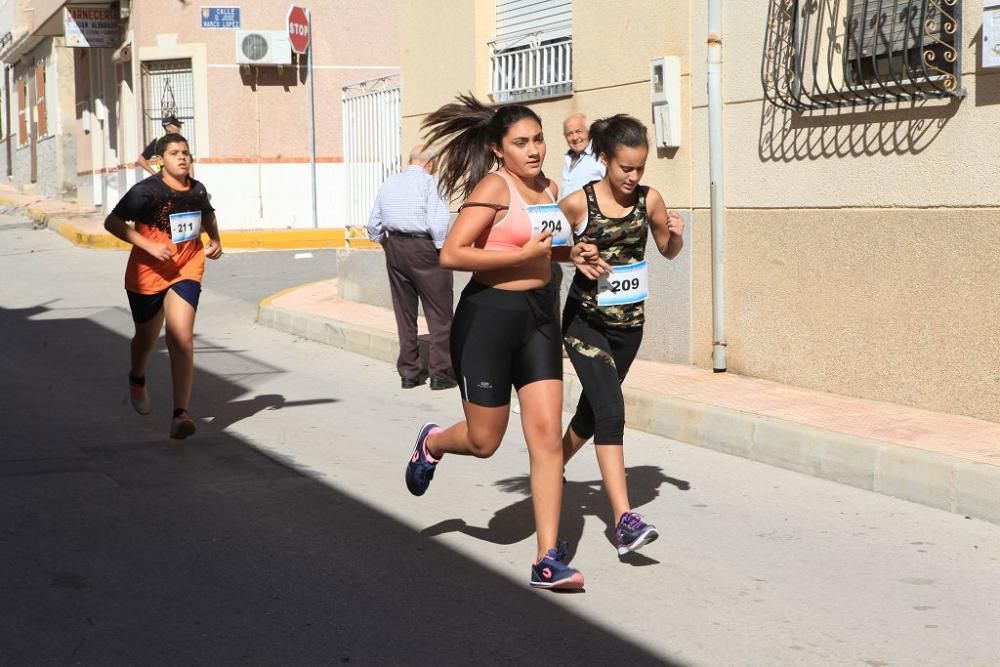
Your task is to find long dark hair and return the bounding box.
[421,93,542,199]
[589,114,648,160]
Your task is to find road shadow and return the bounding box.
[0,305,679,666]
[423,466,690,566]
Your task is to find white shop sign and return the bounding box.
[64,6,120,48]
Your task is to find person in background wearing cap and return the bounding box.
[138,115,194,177]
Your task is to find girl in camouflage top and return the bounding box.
[562,114,685,555]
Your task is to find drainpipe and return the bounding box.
[707,0,726,372]
[4,65,11,178]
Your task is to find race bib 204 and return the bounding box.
[169,211,202,244]
[597,260,649,307]
[526,204,572,247]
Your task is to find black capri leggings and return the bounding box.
[562,297,643,445]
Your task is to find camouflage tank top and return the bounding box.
[568,182,649,329]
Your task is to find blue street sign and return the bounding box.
[201,7,241,29]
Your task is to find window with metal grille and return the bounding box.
[762,0,963,111]
[490,0,573,103]
[140,59,195,154]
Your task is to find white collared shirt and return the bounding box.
[559,141,606,201]
[366,165,451,249]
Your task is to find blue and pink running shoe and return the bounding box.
[530,542,584,590]
[405,422,440,496]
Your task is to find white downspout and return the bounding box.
[707,0,727,372]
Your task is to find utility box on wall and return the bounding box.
[649,56,681,149]
[984,1,1000,68]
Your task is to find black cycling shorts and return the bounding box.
[450,279,563,407]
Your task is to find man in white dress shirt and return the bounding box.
[367,145,456,390]
[559,112,606,201]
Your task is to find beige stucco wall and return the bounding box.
[686,0,1000,421]
[724,208,1000,421]
[402,0,1000,422]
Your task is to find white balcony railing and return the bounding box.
[489,37,572,104]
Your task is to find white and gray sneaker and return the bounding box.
[129,379,151,415]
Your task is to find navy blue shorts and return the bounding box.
[126,279,201,323]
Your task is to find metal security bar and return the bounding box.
[489,36,573,104]
[141,59,196,153]
[342,76,401,229]
[762,0,963,110]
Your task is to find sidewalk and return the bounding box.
[0,184,377,250]
[258,278,1000,526]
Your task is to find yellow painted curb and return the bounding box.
[256,279,329,326]
[258,281,324,308]
[49,220,353,251]
[346,238,382,250]
[55,220,132,250]
[223,228,346,250]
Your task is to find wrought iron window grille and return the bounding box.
[489,34,573,104]
[762,0,964,111]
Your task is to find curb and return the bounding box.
[1,192,379,251]
[53,220,133,250]
[50,222,349,251]
[256,301,1000,527]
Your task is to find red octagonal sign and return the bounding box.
[287,5,311,55]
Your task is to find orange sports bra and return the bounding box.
[460,170,557,252]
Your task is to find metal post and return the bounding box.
[307,9,318,228]
[708,0,727,372]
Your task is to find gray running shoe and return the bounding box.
[129,380,151,415]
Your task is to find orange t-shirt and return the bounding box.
[112,174,215,294]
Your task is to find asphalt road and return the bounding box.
[2,221,998,666]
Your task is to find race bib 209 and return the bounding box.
[597,260,649,307]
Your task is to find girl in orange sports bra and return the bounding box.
[401,94,586,591]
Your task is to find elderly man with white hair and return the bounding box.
[559,112,606,200]
[367,144,456,390]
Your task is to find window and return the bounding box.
[762,0,963,111]
[489,0,572,103]
[34,61,47,138]
[16,77,26,146]
[140,59,195,154]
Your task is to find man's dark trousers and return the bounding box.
[382,233,454,381]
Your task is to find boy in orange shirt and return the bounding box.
[104,133,222,439]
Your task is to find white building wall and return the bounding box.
[194,162,346,229]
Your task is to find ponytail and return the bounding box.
[588,114,648,160]
[421,93,542,199]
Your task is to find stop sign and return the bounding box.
[287,5,311,54]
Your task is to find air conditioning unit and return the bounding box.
[235,30,292,66]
